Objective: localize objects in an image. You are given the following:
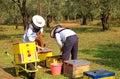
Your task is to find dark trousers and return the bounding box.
[62,35,78,61]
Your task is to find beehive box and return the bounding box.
[46,55,62,68]
[83,70,115,79]
[13,42,38,64]
[63,60,90,78]
[37,48,52,61]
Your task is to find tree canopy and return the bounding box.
[0,0,120,30]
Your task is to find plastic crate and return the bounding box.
[37,48,52,61]
[13,42,38,64]
[83,70,115,79]
[46,55,62,68]
[63,60,90,78]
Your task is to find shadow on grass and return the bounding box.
[3,67,30,78]
[95,43,120,70]
[70,26,103,33]
[79,42,120,70]
[0,34,23,40]
[44,26,104,34]
[3,67,16,76]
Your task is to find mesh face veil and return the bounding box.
[50,25,62,38]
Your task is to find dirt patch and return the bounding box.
[59,23,80,27]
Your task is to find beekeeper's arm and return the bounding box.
[55,33,63,48]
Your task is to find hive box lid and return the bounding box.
[84,70,115,78]
[64,60,90,66]
[37,48,52,54]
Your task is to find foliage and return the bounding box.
[0,0,20,24]
[0,0,120,28]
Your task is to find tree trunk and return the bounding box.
[100,12,110,30]
[14,18,18,29]
[12,0,29,30]
[46,15,51,28]
[82,16,87,25]
[22,15,28,30]
[90,14,93,21]
[38,0,42,16]
[67,16,70,21]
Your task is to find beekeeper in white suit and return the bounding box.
[23,15,45,49]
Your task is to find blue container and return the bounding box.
[83,70,115,79]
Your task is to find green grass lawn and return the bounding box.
[0,23,120,79]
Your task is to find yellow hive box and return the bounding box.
[46,55,62,68]
[83,70,115,79]
[37,48,52,61]
[63,60,90,78]
[13,42,38,64]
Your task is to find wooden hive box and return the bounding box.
[63,59,90,78]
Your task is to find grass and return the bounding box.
[0,22,120,79]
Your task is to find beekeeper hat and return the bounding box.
[32,15,45,28]
[50,25,62,38]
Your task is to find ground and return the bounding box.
[59,22,80,27]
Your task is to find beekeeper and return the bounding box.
[23,15,45,49]
[50,25,78,61]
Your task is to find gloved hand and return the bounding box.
[35,32,45,48]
